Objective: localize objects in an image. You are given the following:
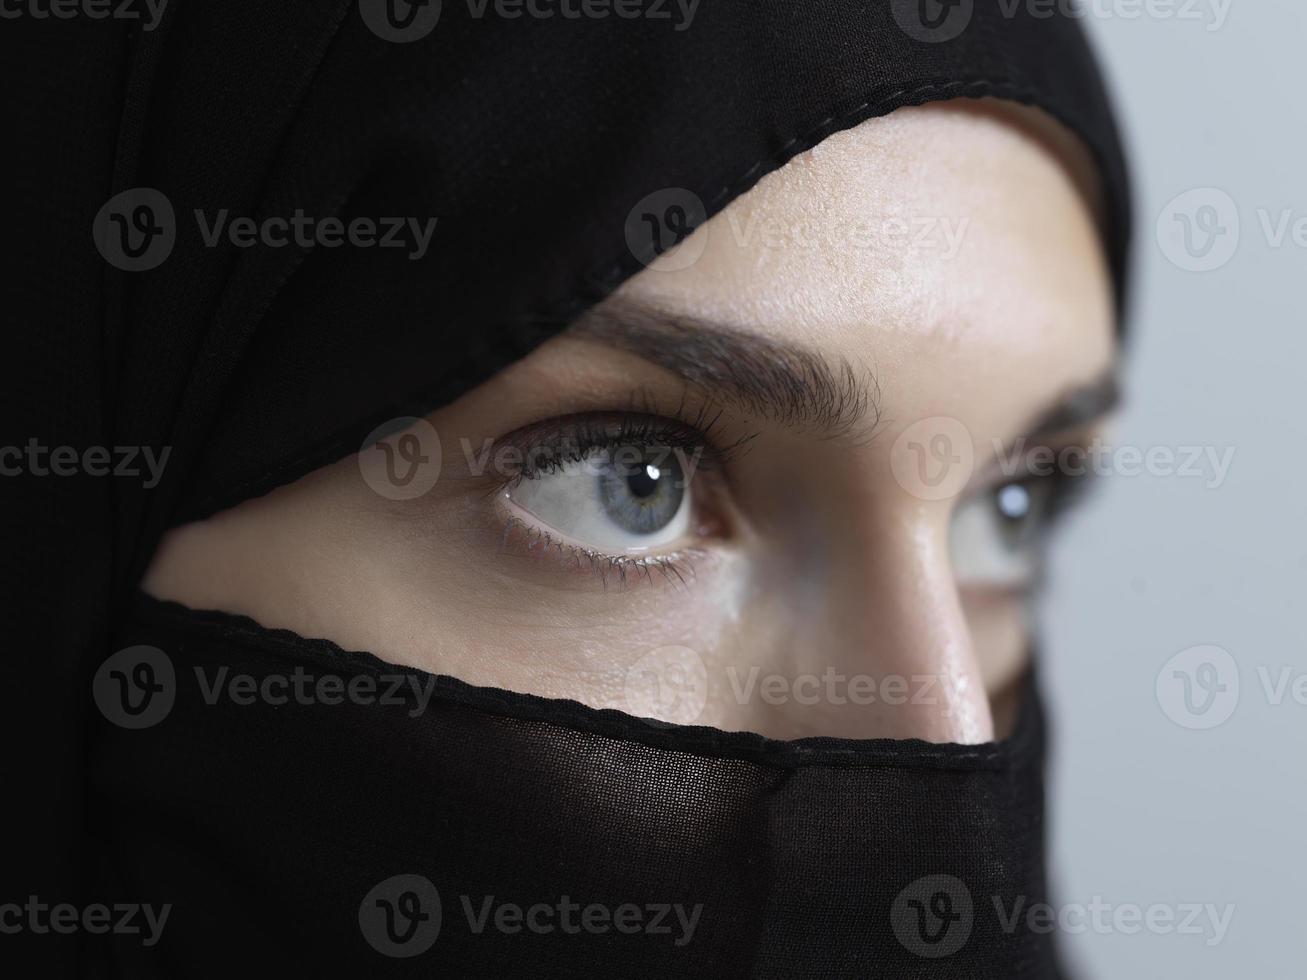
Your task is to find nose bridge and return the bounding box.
[864,514,993,743]
[786,506,995,744]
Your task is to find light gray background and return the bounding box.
[1043,2,1306,976]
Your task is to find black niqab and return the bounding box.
[1,2,1130,975]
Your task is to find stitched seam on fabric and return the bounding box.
[184,75,1063,520]
[132,594,1041,772]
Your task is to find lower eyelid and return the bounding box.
[492,512,705,590]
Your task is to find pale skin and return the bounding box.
[143,99,1116,743]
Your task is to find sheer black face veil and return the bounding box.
[4,1,1130,975]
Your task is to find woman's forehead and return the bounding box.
[615,100,1116,448]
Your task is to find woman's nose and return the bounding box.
[732,505,995,744]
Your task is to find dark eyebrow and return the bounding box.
[1023,372,1122,442]
[569,297,881,441]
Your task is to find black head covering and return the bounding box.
[3,1,1130,975]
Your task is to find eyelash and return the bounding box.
[481,404,1102,589]
[1043,465,1098,518]
[493,403,748,484]
[994,450,1103,533]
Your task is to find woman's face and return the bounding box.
[143,99,1116,744]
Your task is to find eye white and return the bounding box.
[506,448,691,554]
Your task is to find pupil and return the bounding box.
[596,449,685,535]
[628,463,661,499]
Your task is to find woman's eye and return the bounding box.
[950,477,1055,588]
[505,445,692,554]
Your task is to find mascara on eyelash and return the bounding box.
[484,410,751,485]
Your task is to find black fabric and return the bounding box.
[112,0,1130,578]
[90,596,1061,978]
[0,1,1130,976]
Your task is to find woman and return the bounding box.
[11,1,1131,976]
